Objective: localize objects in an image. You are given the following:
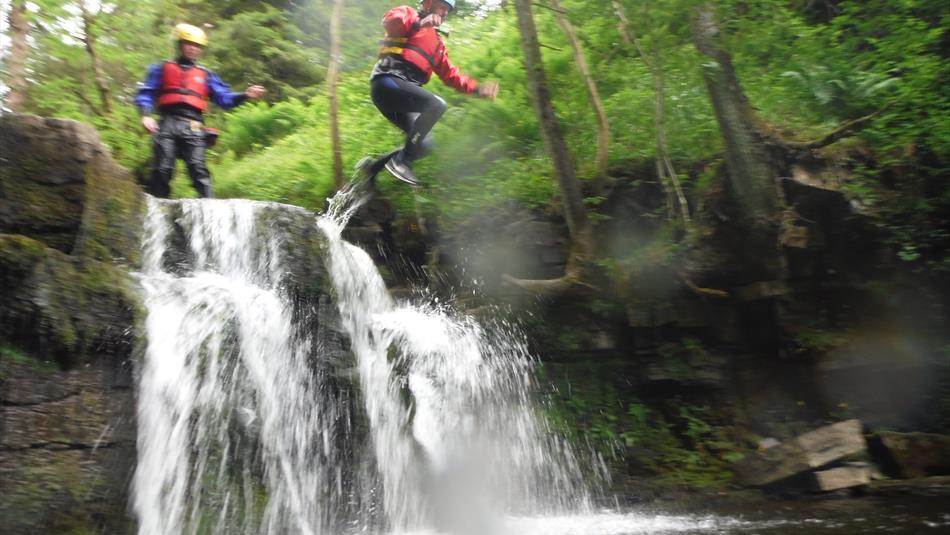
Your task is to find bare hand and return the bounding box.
[477,81,500,101]
[245,85,267,99]
[141,116,159,134]
[419,14,443,28]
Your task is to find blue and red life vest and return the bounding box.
[158,61,210,112]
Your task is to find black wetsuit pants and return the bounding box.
[366,74,447,176]
[148,115,213,198]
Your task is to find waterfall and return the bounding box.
[133,193,594,535]
[319,190,594,533]
[135,198,347,535]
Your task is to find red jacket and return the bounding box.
[379,6,478,93]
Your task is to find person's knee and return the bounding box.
[429,94,447,118]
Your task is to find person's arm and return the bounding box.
[435,47,500,98]
[206,70,250,110]
[135,64,163,133]
[434,47,478,94]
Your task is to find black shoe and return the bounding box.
[384,156,420,186]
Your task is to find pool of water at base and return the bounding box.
[386,495,950,535]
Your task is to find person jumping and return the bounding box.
[358,0,500,187]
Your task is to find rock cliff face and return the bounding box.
[0,115,143,261]
[0,114,144,533]
[0,358,136,534]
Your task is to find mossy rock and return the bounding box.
[0,234,141,367]
[0,362,137,534]
[0,114,144,264]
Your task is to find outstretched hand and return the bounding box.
[245,85,267,99]
[477,81,500,101]
[419,14,443,28]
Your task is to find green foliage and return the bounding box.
[543,360,744,488]
[205,6,324,102]
[722,0,950,270]
[216,99,315,157]
[7,0,945,244]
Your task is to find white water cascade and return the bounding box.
[319,189,595,533]
[133,193,596,535]
[135,198,351,535]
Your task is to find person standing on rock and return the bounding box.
[135,23,266,198]
[357,0,500,187]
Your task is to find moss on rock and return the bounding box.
[0,234,140,367]
[0,114,144,264]
[73,143,145,265]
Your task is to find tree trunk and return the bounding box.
[691,2,778,222]
[509,0,596,295]
[549,0,610,184]
[690,1,788,292]
[513,0,593,252]
[327,0,345,188]
[614,0,690,228]
[6,1,29,112]
[79,0,112,116]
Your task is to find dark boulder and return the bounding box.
[869,431,950,479]
[0,356,136,534]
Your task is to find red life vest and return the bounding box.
[379,31,443,82]
[378,6,477,93]
[158,61,209,112]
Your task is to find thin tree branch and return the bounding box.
[551,0,610,181]
[680,272,729,299]
[532,1,568,14]
[6,1,29,112]
[615,0,690,227]
[791,108,886,151]
[72,89,103,116]
[79,0,111,116]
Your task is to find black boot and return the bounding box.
[384,152,419,186]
